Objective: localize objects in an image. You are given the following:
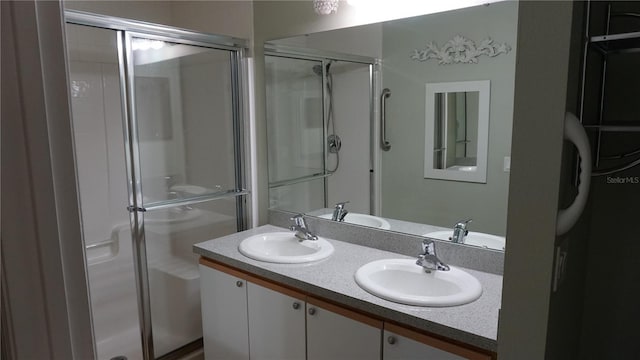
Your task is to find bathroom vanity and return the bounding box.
[194,225,502,360]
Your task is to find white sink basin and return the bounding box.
[239,232,334,264]
[355,259,482,307]
[424,231,505,251]
[319,213,391,230]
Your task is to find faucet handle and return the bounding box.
[290,214,306,227]
[421,239,436,255]
[454,218,472,229]
[417,239,450,272]
[335,201,350,209]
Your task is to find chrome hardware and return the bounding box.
[127,205,146,212]
[327,134,342,153]
[451,219,472,244]
[308,308,316,315]
[331,201,349,222]
[236,281,243,288]
[269,172,332,189]
[166,191,194,211]
[387,336,396,345]
[164,174,180,189]
[380,88,392,151]
[290,214,318,241]
[416,239,450,273]
[292,302,301,310]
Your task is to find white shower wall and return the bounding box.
[325,62,372,214]
[66,23,143,360]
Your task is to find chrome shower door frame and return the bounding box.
[65,10,250,360]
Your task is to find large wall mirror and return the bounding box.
[265,2,517,252]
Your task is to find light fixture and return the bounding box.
[132,39,165,51]
[313,0,339,15]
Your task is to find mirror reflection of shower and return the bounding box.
[265,50,373,215]
[313,61,342,173]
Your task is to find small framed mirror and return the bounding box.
[424,80,490,183]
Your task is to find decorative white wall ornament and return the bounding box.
[313,0,340,15]
[410,35,511,65]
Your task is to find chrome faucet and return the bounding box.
[416,239,450,273]
[331,201,349,222]
[290,214,318,241]
[451,219,472,244]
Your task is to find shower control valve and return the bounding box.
[327,134,342,153]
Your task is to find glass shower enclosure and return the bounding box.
[65,11,248,360]
[264,46,375,215]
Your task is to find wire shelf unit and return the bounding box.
[579,1,640,175]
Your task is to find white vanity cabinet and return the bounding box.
[199,263,249,360]
[200,259,307,360]
[383,324,491,360]
[246,281,306,360]
[199,258,493,360]
[306,297,382,360]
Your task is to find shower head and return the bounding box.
[312,62,331,76]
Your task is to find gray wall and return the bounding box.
[544,2,591,358]
[498,2,575,359]
[2,1,94,358]
[380,2,518,236]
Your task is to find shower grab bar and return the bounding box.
[85,223,130,250]
[269,172,332,189]
[85,238,117,250]
[380,88,392,151]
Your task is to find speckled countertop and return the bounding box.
[193,225,502,352]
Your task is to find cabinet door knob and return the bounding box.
[236,281,243,288]
[387,336,396,345]
[308,307,316,315]
[292,302,301,310]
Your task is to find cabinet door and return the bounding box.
[306,298,382,360]
[199,264,249,360]
[384,330,465,360]
[247,282,306,360]
[383,324,492,360]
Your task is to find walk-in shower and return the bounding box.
[65,11,248,360]
[264,45,376,215]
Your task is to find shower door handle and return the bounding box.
[380,88,392,151]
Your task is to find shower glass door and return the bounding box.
[128,35,244,358]
[66,23,144,360]
[265,55,326,212]
[66,12,248,360]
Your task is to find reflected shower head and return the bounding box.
[312,62,331,76]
